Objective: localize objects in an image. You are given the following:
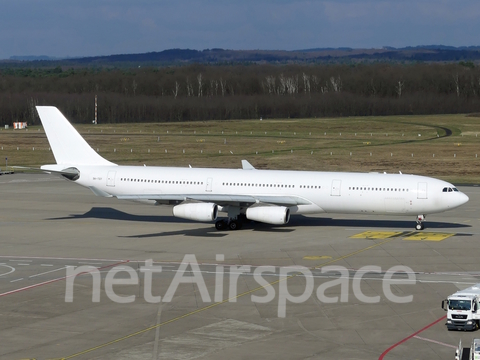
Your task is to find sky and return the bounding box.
[0,0,479,59]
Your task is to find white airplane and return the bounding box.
[34,106,468,231]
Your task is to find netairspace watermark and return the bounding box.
[65,254,416,318]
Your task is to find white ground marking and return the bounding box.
[0,265,15,277]
[29,266,71,278]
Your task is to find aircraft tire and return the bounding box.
[215,220,227,230]
[229,220,240,230]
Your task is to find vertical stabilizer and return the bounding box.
[36,106,116,166]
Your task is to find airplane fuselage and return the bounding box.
[74,165,468,216]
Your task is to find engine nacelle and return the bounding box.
[173,203,218,222]
[246,206,290,225]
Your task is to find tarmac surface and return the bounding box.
[1,173,480,360]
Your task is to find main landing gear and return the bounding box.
[215,219,243,231]
[215,207,248,231]
[215,206,247,231]
[415,214,425,231]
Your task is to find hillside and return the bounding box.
[3,46,480,67]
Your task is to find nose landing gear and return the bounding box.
[415,215,425,230]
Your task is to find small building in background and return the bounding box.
[13,122,27,129]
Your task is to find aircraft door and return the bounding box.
[331,179,341,196]
[417,182,427,199]
[206,177,213,192]
[106,171,116,187]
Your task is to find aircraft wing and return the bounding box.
[116,194,311,207]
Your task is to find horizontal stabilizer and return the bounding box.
[12,165,80,180]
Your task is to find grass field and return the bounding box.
[1,114,480,184]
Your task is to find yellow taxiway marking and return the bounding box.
[56,237,397,360]
[351,231,456,242]
[350,231,403,239]
[303,256,332,260]
[404,232,455,241]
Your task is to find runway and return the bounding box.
[1,173,479,359]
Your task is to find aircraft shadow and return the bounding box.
[47,207,187,224]
[122,222,297,238]
[120,228,228,238]
[47,207,228,238]
[287,216,471,230]
[47,207,471,238]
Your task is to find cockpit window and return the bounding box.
[443,187,459,193]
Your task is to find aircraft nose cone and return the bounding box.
[447,191,469,209]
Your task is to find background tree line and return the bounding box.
[0,62,480,125]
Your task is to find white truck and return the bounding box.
[442,284,480,331]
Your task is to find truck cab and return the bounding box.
[443,286,480,331]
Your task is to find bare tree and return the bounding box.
[396,80,404,98]
[320,81,329,94]
[330,76,342,92]
[264,76,276,94]
[285,75,298,95]
[302,73,310,95]
[210,79,218,96]
[220,77,227,96]
[186,77,193,97]
[197,73,203,97]
[371,79,376,97]
[278,74,286,94]
[172,81,180,99]
[453,73,460,97]
[132,79,138,96]
[310,75,319,93]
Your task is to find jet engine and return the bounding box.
[173,203,218,222]
[246,206,290,225]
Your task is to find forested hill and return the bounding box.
[4,46,480,67]
[70,47,480,65]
